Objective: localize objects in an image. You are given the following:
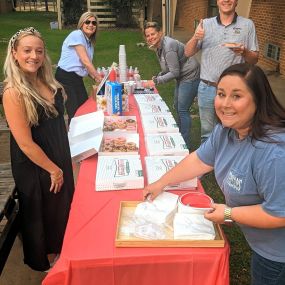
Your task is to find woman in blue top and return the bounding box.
[55,11,101,124]
[143,63,285,285]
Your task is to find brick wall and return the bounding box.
[249,0,285,74]
[176,0,208,34]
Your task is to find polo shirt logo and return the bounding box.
[233,27,241,34]
[226,170,242,191]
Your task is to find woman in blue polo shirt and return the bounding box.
[143,63,285,285]
[55,11,101,124]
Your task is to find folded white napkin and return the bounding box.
[173,213,215,240]
[134,192,178,225]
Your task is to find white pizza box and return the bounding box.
[70,132,103,162]
[134,93,163,104]
[133,86,158,95]
[137,102,171,115]
[145,133,189,156]
[99,133,139,156]
[96,155,144,191]
[145,156,197,189]
[68,111,104,145]
[141,114,179,134]
[103,116,137,133]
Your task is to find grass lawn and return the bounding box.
[0,11,251,285]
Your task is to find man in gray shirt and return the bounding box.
[185,0,259,143]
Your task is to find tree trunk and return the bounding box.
[44,0,49,11]
[146,0,154,21]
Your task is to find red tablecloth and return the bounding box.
[43,96,230,285]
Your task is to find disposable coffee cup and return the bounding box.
[119,45,126,54]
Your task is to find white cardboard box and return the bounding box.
[141,114,179,134]
[145,156,197,189]
[70,132,103,162]
[96,155,144,191]
[145,133,189,156]
[134,93,163,104]
[99,133,139,156]
[68,111,104,162]
[105,81,123,115]
[137,102,171,115]
[103,116,137,133]
[68,111,104,145]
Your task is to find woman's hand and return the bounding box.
[50,168,64,194]
[93,73,102,83]
[204,203,228,224]
[142,180,165,201]
[152,76,158,85]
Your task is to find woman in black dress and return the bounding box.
[2,27,74,271]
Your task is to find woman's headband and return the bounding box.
[10,27,41,50]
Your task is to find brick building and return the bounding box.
[167,0,284,75]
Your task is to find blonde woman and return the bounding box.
[55,11,101,124]
[3,27,74,271]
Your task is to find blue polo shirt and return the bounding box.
[57,29,94,77]
[197,124,285,262]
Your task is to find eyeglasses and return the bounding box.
[85,20,97,26]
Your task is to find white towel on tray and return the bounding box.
[173,213,215,240]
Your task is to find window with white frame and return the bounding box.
[265,43,281,61]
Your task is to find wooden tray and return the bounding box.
[115,201,225,248]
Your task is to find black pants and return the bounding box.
[55,67,88,124]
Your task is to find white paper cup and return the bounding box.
[119,45,126,54]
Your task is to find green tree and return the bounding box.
[62,0,84,26]
[108,0,149,27]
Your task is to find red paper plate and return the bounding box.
[179,192,213,208]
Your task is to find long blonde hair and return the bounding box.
[3,27,65,126]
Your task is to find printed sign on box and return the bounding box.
[105,81,122,115]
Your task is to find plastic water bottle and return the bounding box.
[109,68,116,82]
[128,66,134,81]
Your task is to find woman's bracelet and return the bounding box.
[51,169,63,179]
